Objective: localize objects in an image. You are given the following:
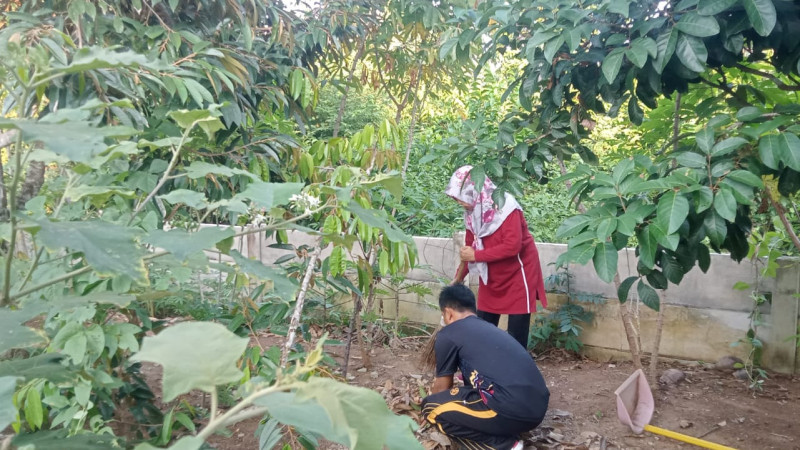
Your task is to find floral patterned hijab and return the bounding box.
[445,165,522,283]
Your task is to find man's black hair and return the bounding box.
[439,284,477,313]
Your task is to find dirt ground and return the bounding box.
[195,329,800,450]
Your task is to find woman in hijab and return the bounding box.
[446,165,547,348]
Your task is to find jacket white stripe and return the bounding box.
[517,254,531,313]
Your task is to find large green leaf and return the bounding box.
[628,97,644,126]
[626,42,649,68]
[736,106,764,122]
[781,133,800,171]
[608,0,631,17]
[282,377,422,450]
[557,243,596,267]
[183,161,255,180]
[66,185,135,202]
[656,191,690,234]
[439,37,458,61]
[258,419,283,450]
[650,222,679,251]
[743,0,776,36]
[544,35,566,63]
[661,253,686,285]
[135,436,204,450]
[676,151,707,169]
[703,211,728,247]
[12,430,123,450]
[38,220,146,282]
[695,127,715,154]
[697,0,739,15]
[362,172,404,199]
[725,170,764,188]
[713,187,737,221]
[257,391,341,442]
[674,12,720,37]
[675,33,707,72]
[556,215,591,239]
[0,376,18,432]
[637,225,657,269]
[617,276,638,303]
[654,28,678,73]
[637,280,660,311]
[592,242,618,283]
[0,118,136,163]
[757,132,800,171]
[602,48,625,84]
[695,185,714,212]
[0,354,74,383]
[345,203,413,244]
[158,190,209,209]
[646,269,668,290]
[231,250,299,299]
[711,137,748,157]
[144,227,234,261]
[595,217,618,241]
[0,309,47,353]
[167,109,224,139]
[130,322,248,402]
[50,322,105,365]
[237,181,305,210]
[759,134,783,169]
[58,46,159,73]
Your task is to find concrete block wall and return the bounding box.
[209,225,799,374]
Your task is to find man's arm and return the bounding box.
[431,375,454,394]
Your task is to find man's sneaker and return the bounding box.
[510,440,524,450]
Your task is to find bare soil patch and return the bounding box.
[142,330,800,450]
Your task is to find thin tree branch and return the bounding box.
[281,243,324,367]
[373,46,400,108]
[672,92,681,154]
[2,127,25,306]
[557,156,586,213]
[655,132,693,156]
[734,63,800,91]
[765,186,800,253]
[401,74,426,178]
[333,41,366,138]
[700,74,739,100]
[129,147,181,224]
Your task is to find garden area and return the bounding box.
[1,0,800,449]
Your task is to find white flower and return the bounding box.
[289,193,321,213]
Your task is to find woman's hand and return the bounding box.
[459,246,476,262]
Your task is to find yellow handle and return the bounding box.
[643,425,737,450]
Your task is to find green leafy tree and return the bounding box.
[0,1,424,448]
[436,0,800,373]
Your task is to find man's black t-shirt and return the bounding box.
[434,315,550,422]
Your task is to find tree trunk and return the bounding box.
[649,290,666,383]
[17,160,45,209]
[615,272,642,369]
[354,300,370,368]
[0,131,18,221]
[281,244,323,368]
[332,41,365,138]
[342,293,362,379]
[647,92,682,379]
